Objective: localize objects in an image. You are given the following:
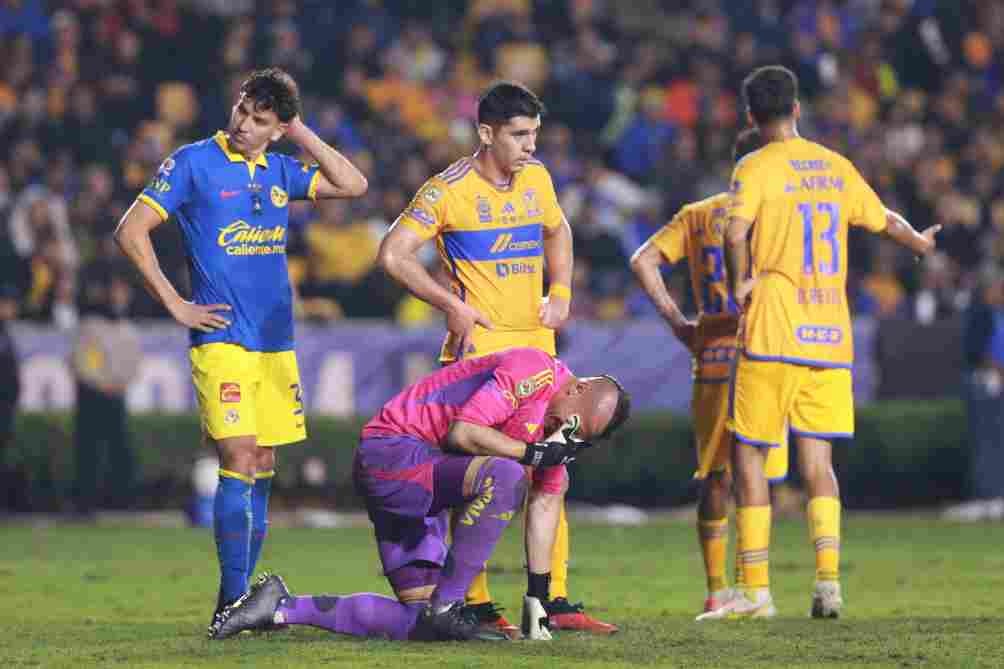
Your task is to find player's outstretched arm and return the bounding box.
[284,117,368,199]
[629,240,696,351]
[883,209,940,258]
[540,220,573,329]
[114,201,231,332]
[378,222,491,356]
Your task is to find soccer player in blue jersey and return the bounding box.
[114,68,367,636]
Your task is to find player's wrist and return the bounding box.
[548,283,571,301]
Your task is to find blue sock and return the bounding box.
[248,473,273,577]
[214,473,253,606]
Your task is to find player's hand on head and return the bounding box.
[539,295,570,329]
[169,300,232,333]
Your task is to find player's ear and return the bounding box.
[271,122,289,143]
[477,122,494,147]
[793,100,801,121]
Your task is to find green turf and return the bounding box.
[2,516,1003,668]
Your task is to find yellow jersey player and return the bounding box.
[114,68,368,637]
[377,81,616,636]
[699,66,940,621]
[631,127,788,616]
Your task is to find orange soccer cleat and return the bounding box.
[465,601,522,640]
[545,598,619,634]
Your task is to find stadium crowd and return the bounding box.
[1,0,1001,326]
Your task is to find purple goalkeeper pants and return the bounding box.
[353,434,526,606]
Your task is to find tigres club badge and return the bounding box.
[477,196,492,223]
[516,379,535,398]
[224,409,240,424]
[220,382,241,403]
[270,185,288,207]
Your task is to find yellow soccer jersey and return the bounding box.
[727,137,887,368]
[398,157,565,361]
[651,193,737,381]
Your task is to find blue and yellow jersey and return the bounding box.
[727,137,887,368]
[137,131,320,352]
[398,157,566,362]
[650,192,737,381]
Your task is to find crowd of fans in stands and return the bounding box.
[2,0,1002,327]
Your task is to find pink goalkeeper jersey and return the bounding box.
[362,348,571,446]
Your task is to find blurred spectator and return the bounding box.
[0,1,1001,324]
[0,282,22,511]
[71,273,142,515]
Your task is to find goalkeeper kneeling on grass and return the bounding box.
[210,347,631,642]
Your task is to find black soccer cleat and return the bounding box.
[209,573,291,640]
[412,601,510,642]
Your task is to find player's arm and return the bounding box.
[114,201,231,332]
[629,240,696,350]
[284,117,368,199]
[540,219,573,328]
[723,215,754,307]
[883,209,940,258]
[446,420,583,466]
[377,219,491,353]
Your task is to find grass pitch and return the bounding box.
[3,515,1003,668]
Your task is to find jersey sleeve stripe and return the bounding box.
[438,158,470,181]
[307,170,321,201]
[137,194,169,221]
[442,163,472,185]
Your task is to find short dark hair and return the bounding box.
[732,127,763,163]
[742,65,798,126]
[597,374,631,440]
[477,81,546,126]
[240,67,301,123]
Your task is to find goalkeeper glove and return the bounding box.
[519,417,593,467]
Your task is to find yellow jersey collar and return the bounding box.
[214,131,269,168]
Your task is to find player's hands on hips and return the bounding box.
[734,276,758,312]
[670,318,698,353]
[519,417,593,467]
[539,295,570,329]
[446,302,492,358]
[168,299,232,332]
[696,313,739,343]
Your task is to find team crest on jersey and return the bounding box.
[158,158,175,176]
[477,196,492,223]
[523,190,542,217]
[423,186,442,204]
[220,382,241,403]
[270,185,288,208]
[516,369,554,398]
[409,207,435,227]
[525,422,539,435]
[224,409,240,424]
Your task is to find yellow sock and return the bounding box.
[734,523,745,588]
[465,568,491,605]
[549,503,570,600]
[807,496,841,582]
[697,517,729,593]
[736,505,771,590]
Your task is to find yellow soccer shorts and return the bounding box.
[190,343,307,446]
[439,326,556,363]
[693,380,788,482]
[729,355,853,451]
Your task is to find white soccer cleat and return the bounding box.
[702,588,738,614]
[695,588,776,621]
[810,581,843,619]
[521,595,553,640]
